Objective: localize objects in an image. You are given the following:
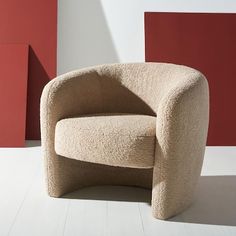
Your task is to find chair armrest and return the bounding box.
[156,72,209,155]
[40,67,103,144]
[152,72,209,219]
[40,68,103,195]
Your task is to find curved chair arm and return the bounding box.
[152,72,209,219]
[40,67,103,196]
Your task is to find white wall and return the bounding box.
[57,0,236,75]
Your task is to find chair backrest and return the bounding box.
[95,63,203,116]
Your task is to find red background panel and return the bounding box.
[145,12,236,145]
[0,0,57,139]
[0,44,28,147]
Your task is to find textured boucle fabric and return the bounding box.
[55,113,156,168]
[40,62,209,220]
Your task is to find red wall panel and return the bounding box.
[145,12,236,145]
[0,44,28,147]
[0,0,57,139]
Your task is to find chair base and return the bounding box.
[45,155,196,220]
[45,155,153,198]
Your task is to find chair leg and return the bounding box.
[151,149,203,220]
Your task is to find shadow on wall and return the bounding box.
[26,46,50,139]
[58,0,119,74]
[63,176,236,226]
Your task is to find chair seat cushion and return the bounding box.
[55,113,156,168]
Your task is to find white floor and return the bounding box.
[0,142,236,236]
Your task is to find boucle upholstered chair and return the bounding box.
[40,63,209,219]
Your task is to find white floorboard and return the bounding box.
[0,143,235,236]
[64,199,107,236]
[8,170,68,236]
[0,144,41,236]
[107,201,144,236]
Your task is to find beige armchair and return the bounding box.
[40,63,209,219]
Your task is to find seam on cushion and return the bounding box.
[59,131,155,138]
[56,126,156,138]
